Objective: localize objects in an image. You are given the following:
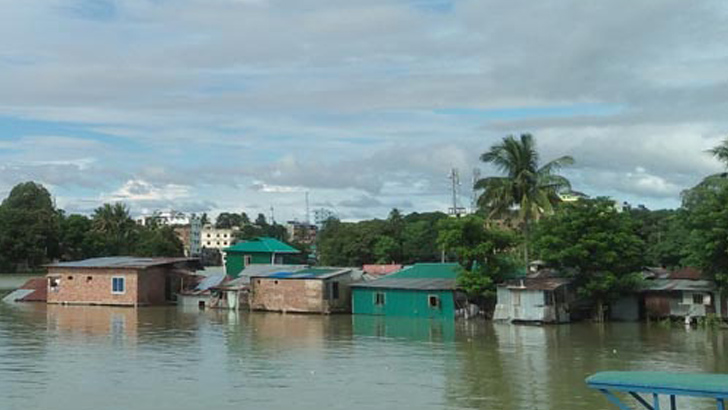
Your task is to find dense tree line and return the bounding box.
[315,135,728,320]
[316,210,449,266]
[0,182,183,272]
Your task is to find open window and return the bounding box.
[49,277,61,292]
[244,255,252,266]
[428,295,440,309]
[374,292,385,306]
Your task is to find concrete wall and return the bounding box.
[47,268,139,306]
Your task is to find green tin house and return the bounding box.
[223,237,301,278]
[351,263,461,319]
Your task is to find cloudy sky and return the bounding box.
[1,0,727,221]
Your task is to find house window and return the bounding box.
[374,292,385,306]
[329,282,340,300]
[112,277,125,294]
[244,255,252,266]
[428,295,440,309]
[544,291,554,306]
[49,277,60,292]
[693,293,705,305]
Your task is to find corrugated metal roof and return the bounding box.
[47,257,200,270]
[224,237,300,254]
[351,263,460,291]
[195,273,228,291]
[351,278,456,291]
[503,277,572,291]
[645,279,714,292]
[250,267,351,280]
[388,263,460,280]
[362,264,403,276]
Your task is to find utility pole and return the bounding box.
[471,168,481,214]
[269,206,275,225]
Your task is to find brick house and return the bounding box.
[249,267,357,314]
[46,257,201,307]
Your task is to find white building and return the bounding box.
[201,225,235,250]
[189,216,202,257]
[137,210,191,226]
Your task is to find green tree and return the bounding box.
[437,215,520,299]
[215,212,246,229]
[476,134,574,265]
[373,236,399,264]
[0,182,60,271]
[681,179,728,293]
[59,213,101,260]
[134,225,184,257]
[532,198,645,321]
[91,203,138,255]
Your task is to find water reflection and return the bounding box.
[0,304,725,410]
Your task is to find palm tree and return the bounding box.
[709,138,728,166]
[92,203,137,255]
[476,134,574,264]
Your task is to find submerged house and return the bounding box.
[223,237,302,278]
[46,257,201,307]
[249,267,357,314]
[493,270,573,324]
[351,263,463,319]
[642,267,723,320]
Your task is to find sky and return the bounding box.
[1,0,728,221]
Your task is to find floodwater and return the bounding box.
[0,303,726,410]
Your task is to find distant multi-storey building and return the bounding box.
[137,210,191,226]
[313,208,337,228]
[285,221,318,245]
[201,225,236,250]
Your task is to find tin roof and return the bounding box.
[503,277,572,291]
[351,277,456,291]
[669,267,704,280]
[250,267,351,280]
[47,257,201,270]
[224,237,300,254]
[362,264,403,276]
[351,263,459,291]
[645,279,714,292]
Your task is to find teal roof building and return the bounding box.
[351,263,461,319]
[223,237,301,278]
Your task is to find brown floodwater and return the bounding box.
[0,302,725,410]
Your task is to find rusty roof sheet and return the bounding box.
[502,277,572,291]
[669,267,704,280]
[47,257,201,270]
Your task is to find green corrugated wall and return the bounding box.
[351,287,455,319]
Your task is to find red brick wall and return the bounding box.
[47,268,139,306]
[250,278,325,313]
[137,267,168,305]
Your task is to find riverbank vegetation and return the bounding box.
[0,182,183,272]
